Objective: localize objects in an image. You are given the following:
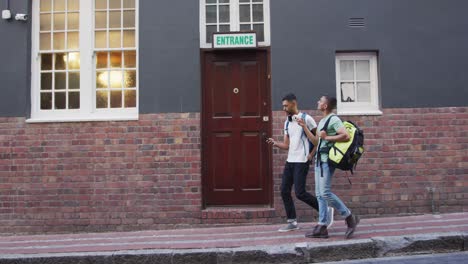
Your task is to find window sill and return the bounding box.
[26,114,138,123]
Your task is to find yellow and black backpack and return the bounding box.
[319,115,365,180]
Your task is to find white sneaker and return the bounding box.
[278,220,299,232]
[326,207,335,229]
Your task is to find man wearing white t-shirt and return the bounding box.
[267,93,334,232]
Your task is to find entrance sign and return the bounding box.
[213,32,257,49]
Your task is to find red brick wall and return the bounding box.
[0,107,467,234]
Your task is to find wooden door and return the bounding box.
[202,49,271,206]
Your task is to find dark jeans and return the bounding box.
[281,162,319,220]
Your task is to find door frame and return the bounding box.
[200,47,273,208]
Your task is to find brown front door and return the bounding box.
[202,49,271,206]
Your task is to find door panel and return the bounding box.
[202,50,271,206]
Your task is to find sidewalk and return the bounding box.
[0,212,467,263]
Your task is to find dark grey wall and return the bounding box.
[139,0,200,113]
[0,0,31,117]
[1,0,467,117]
[271,0,468,110]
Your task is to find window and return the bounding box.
[30,0,138,122]
[335,53,381,115]
[200,0,270,48]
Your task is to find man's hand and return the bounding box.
[266,138,276,146]
[319,130,328,140]
[297,118,307,129]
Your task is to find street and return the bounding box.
[320,252,468,264]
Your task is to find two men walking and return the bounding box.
[268,93,359,239]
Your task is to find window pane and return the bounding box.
[41,54,53,70]
[240,24,251,31]
[55,53,66,70]
[53,13,66,30]
[206,0,216,3]
[96,52,108,69]
[68,52,80,69]
[240,0,250,2]
[95,11,107,29]
[40,14,51,31]
[110,91,122,108]
[41,73,52,90]
[341,82,355,102]
[109,11,121,29]
[110,52,122,68]
[96,91,108,108]
[252,4,263,22]
[123,10,135,28]
[206,5,216,24]
[219,0,230,3]
[67,13,79,30]
[95,31,107,48]
[219,25,230,32]
[253,24,264,42]
[95,0,107,9]
[123,0,136,8]
[124,90,136,107]
[40,0,52,12]
[55,72,66,90]
[357,82,371,102]
[109,0,121,9]
[124,51,136,68]
[356,60,370,80]
[206,25,216,43]
[67,32,79,49]
[68,92,80,109]
[109,30,122,48]
[55,92,66,109]
[67,0,79,11]
[239,5,250,22]
[54,0,66,12]
[40,33,51,50]
[123,30,135,47]
[69,72,80,89]
[96,71,108,88]
[340,60,354,80]
[53,32,66,50]
[124,70,136,88]
[219,5,229,23]
[110,71,122,88]
[40,93,52,110]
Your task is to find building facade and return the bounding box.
[0,0,467,234]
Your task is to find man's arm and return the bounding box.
[319,127,350,142]
[297,118,319,145]
[266,134,289,150]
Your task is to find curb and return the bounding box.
[0,232,466,264]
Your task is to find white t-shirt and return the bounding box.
[284,112,317,163]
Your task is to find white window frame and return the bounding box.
[335,53,382,116]
[28,0,139,123]
[199,0,270,48]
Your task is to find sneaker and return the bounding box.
[345,214,360,239]
[278,221,299,232]
[326,207,335,229]
[305,225,329,238]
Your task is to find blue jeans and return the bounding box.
[315,161,351,225]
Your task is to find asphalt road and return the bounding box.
[319,252,468,264]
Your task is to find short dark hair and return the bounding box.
[282,93,297,102]
[323,95,337,110]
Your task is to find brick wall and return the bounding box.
[0,107,467,234]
